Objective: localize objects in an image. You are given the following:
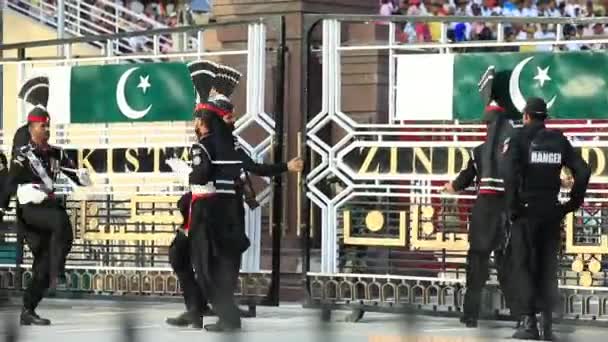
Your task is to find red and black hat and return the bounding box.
[27,105,50,123]
[194,101,231,118]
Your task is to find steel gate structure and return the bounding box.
[0,16,287,307]
[301,14,608,322]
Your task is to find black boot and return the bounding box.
[459,315,478,328]
[512,315,539,340]
[201,305,215,316]
[239,307,255,318]
[204,320,241,332]
[20,309,51,326]
[541,311,554,341]
[165,311,202,329]
[345,309,365,323]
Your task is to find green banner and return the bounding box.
[453,51,608,120]
[69,63,195,123]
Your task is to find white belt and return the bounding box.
[190,183,216,195]
[16,184,52,205]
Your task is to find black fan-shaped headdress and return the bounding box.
[188,60,219,104]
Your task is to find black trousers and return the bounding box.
[190,195,248,328]
[16,206,53,311]
[463,195,507,320]
[168,230,207,314]
[510,203,562,316]
[20,200,73,281]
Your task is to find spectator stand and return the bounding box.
[6,0,197,56]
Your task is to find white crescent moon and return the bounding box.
[116,67,152,120]
[509,56,556,112]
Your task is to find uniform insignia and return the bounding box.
[193,156,202,165]
[192,148,201,156]
[502,137,510,154]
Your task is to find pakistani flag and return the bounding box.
[396,52,608,121]
[27,63,195,123]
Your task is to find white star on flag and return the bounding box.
[137,75,151,94]
[533,66,551,88]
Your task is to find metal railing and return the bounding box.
[5,0,197,55]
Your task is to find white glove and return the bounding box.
[166,158,193,176]
[77,168,93,186]
[17,184,49,204]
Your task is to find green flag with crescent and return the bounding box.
[396,51,608,121]
[26,63,196,124]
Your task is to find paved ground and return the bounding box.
[0,299,606,341]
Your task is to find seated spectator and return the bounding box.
[521,0,539,17]
[379,0,396,15]
[534,23,556,52]
[481,0,502,16]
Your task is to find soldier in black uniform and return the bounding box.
[443,68,517,327]
[443,104,514,327]
[164,61,220,329]
[504,97,591,340]
[188,102,248,332]
[0,106,92,326]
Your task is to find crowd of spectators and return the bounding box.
[378,0,608,51]
[8,0,206,51]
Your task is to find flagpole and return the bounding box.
[57,0,65,57]
[0,0,3,128]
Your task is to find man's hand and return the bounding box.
[561,175,574,189]
[287,157,304,173]
[442,182,456,194]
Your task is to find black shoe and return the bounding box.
[201,306,216,316]
[515,319,521,329]
[239,308,255,318]
[512,315,540,340]
[204,320,241,332]
[459,316,478,328]
[541,311,554,341]
[345,309,365,323]
[165,311,202,329]
[20,309,51,326]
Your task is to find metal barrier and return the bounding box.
[0,16,287,306]
[300,14,608,321]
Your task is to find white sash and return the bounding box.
[24,149,54,191]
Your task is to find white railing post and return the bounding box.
[58,0,65,56]
[76,0,81,35]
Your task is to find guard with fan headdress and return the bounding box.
[442,66,517,328]
[0,78,92,326]
[200,64,303,330]
[164,60,221,329]
[187,99,248,333]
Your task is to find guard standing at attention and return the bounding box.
[504,97,590,341]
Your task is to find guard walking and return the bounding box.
[0,106,92,325]
[188,102,248,332]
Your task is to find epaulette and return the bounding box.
[18,145,31,154]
